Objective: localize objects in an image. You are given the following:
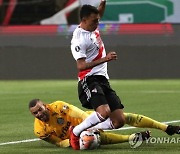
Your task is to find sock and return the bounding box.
[124,113,167,131]
[89,118,115,130]
[100,131,129,145]
[73,112,105,136]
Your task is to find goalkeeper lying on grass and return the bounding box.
[29,99,179,149]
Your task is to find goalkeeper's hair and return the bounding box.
[80,5,99,20]
[29,99,40,109]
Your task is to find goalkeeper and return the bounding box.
[29,99,180,148]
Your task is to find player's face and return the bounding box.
[85,13,100,32]
[30,101,50,122]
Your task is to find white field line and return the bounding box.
[0,138,40,146]
[0,120,180,146]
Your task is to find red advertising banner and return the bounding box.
[0,24,174,35]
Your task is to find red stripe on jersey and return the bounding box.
[78,45,104,80]
[78,69,91,80]
[94,31,100,38]
[93,46,104,61]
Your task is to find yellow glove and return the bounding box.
[58,139,70,148]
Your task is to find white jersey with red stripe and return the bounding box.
[71,26,109,80]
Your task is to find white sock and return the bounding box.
[73,112,105,136]
[89,118,115,130]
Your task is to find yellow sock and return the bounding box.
[100,131,129,145]
[124,113,167,131]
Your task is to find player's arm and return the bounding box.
[76,51,117,71]
[98,0,106,18]
[34,119,70,148]
[42,134,70,148]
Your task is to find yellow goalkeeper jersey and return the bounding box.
[34,101,89,141]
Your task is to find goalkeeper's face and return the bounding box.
[30,101,50,122]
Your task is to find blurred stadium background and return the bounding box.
[0,0,180,79]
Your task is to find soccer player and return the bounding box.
[29,99,179,149]
[70,0,125,149]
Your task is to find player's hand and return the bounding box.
[105,51,117,61]
[58,139,70,147]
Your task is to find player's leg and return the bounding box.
[70,76,111,150]
[69,110,105,150]
[90,112,180,136]
[109,109,125,128]
[73,76,118,135]
[91,112,165,130]
[105,84,125,129]
[124,113,180,135]
[72,104,109,137]
[100,130,151,145]
[89,81,125,130]
[72,93,111,137]
[87,109,125,131]
[70,105,108,150]
[124,113,167,131]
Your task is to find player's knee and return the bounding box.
[98,109,111,119]
[96,105,111,119]
[112,115,125,128]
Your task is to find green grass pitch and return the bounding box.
[0,80,180,154]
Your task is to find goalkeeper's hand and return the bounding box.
[58,139,70,148]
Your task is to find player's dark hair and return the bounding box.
[29,99,40,109]
[80,5,99,20]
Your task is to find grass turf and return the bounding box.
[0,80,180,153]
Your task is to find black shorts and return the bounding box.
[78,75,124,111]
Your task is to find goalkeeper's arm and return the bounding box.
[42,134,70,148]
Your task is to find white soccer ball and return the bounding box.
[79,130,101,150]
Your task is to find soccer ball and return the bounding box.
[79,130,101,150]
